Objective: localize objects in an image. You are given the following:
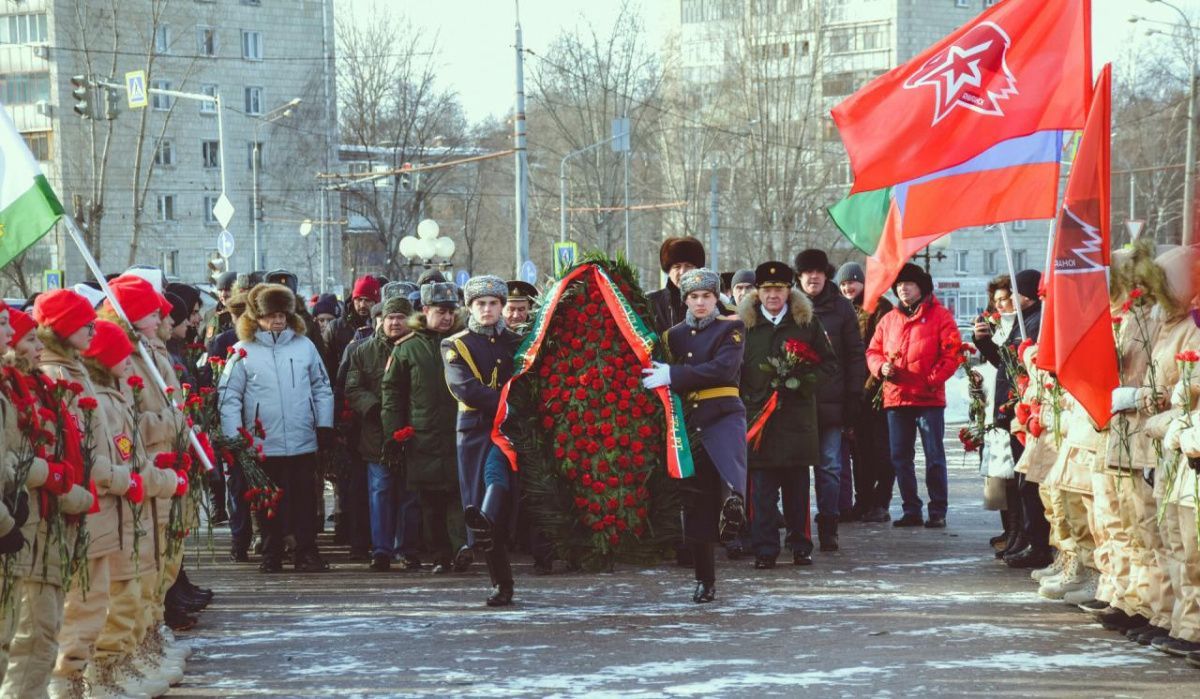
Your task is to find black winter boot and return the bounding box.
[484,534,514,607]
[465,485,507,552]
[692,542,716,603]
[816,514,839,552]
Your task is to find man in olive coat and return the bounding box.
[738,262,838,568]
[381,282,467,574]
[345,295,418,572]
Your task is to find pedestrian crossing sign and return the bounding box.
[125,70,147,109]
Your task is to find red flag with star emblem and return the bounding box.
[832,0,1091,194]
[1036,64,1117,427]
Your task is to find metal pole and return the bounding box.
[709,163,719,272]
[319,188,328,294]
[514,0,529,279]
[1186,60,1196,244]
[559,157,568,243]
[252,133,260,270]
[998,223,1028,342]
[623,115,630,260]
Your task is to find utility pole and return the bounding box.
[513,1,530,279]
[709,163,719,272]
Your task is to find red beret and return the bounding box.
[83,320,134,370]
[7,308,36,345]
[352,275,381,303]
[101,275,161,324]
[33,289,97,339]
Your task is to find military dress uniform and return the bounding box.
[443,276,522,606]
[651,268,747,603]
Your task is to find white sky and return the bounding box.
[342,0,1198,122]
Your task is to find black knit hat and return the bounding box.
[1015,269,1041,299]
[165,291,189,325]
[893,263,933,297]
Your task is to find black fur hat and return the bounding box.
[659,236,705,273]
[893,263,933,297]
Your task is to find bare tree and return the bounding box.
[334,8,468,280]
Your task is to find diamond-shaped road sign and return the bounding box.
[125,70,147,109]
[212,194,234,230]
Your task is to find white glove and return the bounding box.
[1171,381,1191,409]
[1111,386,1139,413]
[1164,417,1187,452]
[641,362,671,390]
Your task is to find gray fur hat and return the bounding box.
[421,282,459,308]
[463,275,507,305]
[678,268,720,297]
[383,281,419,301]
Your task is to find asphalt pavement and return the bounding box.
[167,430,1199,698]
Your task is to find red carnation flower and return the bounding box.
[392,427,415,443]
[78,397,98,411]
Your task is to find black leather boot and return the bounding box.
[990,510,1012,549]
[485,535,514,607]
[816,514,839,552]
[718,494,746,544]
[465,485,507,552]
[692,542,716,603]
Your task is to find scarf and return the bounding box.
[684,309,715,330]
[469,316,508,337]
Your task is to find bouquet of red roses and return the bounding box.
[760,338,822,396]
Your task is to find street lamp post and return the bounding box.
[252,98,302,269]
[1137,2,1197,243]
[559,130,627,243]
[399,218,456,273]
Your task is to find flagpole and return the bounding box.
[997,222,1028,342]
[61,216,216,473]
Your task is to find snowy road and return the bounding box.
[168,429,1197,697]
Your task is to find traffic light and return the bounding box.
[103,85,119,120]
[70,75,95,119]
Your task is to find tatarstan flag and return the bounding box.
[832,0,1091,194]
[829,130,1065,311]
[1036,65,1118,426]
[0,103,63,269]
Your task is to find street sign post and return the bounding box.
[217,230,235,259]
[520,259,537,284]
[43,269,64,290]
[553,241,578,277]
[125,70,147,109]
[1125,220,1145,241]
[455,270,470,287]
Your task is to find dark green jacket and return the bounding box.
[344,325,407,462]
[737,289,838,469]
[381,314,463,490]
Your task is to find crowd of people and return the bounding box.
[2,232,1198,698]
[969,239,1200,670]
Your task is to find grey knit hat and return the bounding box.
[678,268,721,297]
[463,275,507,305]
[731,269,755,287]
[421,281,459,308]
[835,262,865,285]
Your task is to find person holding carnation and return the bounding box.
[737,262,837,570]
[642,268,747,604]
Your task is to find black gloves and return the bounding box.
[11,491,28,530]
[317,427,338,451]
[0,493,28,555]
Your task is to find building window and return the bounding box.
[21,131,51,161]
[983,249,998,275]
[153,139,175,166]
[955,250,969,275]
[1013,249,1026,270]
[244,86,263,115]
[1012,219,1028,231]
[200,84,218,114]
[162,250,179,276]
[241,30,263,60]
[202,140,220,169]
[197,26,217,57]
[157,194,176,222]
[955,0,971,7]
[154,24,170,54]
[828,28,853,53]
[247,142,264,170]
[1,13,48,44]
[151,80,172,110]
[0,73,50,105]
[203,195,219,225]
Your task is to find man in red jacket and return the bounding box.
[865,263,961,528]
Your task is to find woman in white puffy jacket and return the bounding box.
[218,283,334,573]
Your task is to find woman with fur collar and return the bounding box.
[736,262,837,570]
[218,283,335,574]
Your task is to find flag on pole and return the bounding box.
[829,130,1065,311]
[831,0,1091,194]
[1036,65,1118,426]
[0,105,63,269]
